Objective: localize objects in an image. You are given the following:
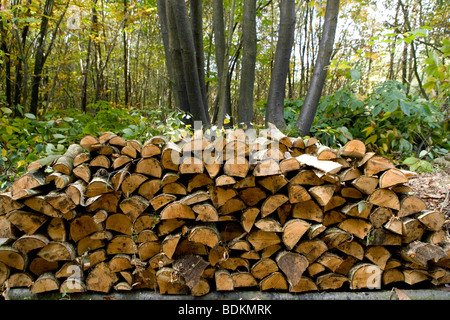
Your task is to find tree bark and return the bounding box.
[265,0,296,130]
[29,0,69,116]
[190,0,208,116]
[215,0,235,127]
[237,0,257,128]
[296,0,340,135]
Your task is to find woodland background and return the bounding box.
[0,0,449,190]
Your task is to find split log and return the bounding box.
[348,263,381,289]
[30,272,60,294]
[53,144,85,175]
[275,251,308,287]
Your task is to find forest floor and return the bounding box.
[406,167,450,220]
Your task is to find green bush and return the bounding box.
[0,101,188,190]
[285,80,449,165]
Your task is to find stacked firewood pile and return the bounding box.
[0,124,449,296]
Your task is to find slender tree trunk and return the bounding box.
[168,0,210,126]
[265,0,296,129]
[212,0,232,126]
[81,0,98,113]
[29,0,69,116]
[29,0,54,116]
[123,0,129,106]
[13,18,29,110]
[216,0,236,127]
[237,0,257,127]
[296,0,340,135]
[0,17,11,108]
[190,0,208,115]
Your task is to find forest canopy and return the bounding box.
[0,0,449,188]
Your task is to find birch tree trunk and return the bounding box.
[295,0,340,135]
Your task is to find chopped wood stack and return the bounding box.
[0,125,449,296]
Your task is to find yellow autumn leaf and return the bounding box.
[17,160,26,168]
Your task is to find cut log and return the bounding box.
[349,263,381,289]
[29,257,58,276]
[251,258,279,280]
[369,207,393,228]
[86,262,118,293]
[258,175,288,194]
[193,203,219,222]
[247,229,281,251]
[337,240,364,260]
[316,273,349,290]
[241,207,260,233]
[209,186,237,208]
[253,159,281,176]
[188,225,220,248]
[106,213,132,235]
[416,210,446,231]
[282,219,311,250]
[289,276,319,293]
[24,196,61,218]
[85,176,114,198]
[317,252,344,272]
[365,246,392,269]
[259,271,288,291]
[232,272,257,288]
[70,215,103,242]
[161,233,181,259]
[138,241,161,261]
[364,155,395,176]
[238,187,267,206]
[106,235,137,255]
[141,142,161,158]
[30,272,60,294]
[309,185,336,206]
[338,218,372,240]
[160,202,195,220]
[10,168,47,200]
[119,195,149,221]
[0,192,24,214]
[121,173,148,196]
[161,142,181,171]
[368,188,400,210]
[340,139,366,158]
[135,158,163,178]
[6,210,47,235]
[401,218,426,243]
[290,169,324,186]
[37,242,76,262]
[53,144,85,175]
[149,193,177,211]
[46,217,68,243]
[261,194,289,218]
[179,190,210,206]
[341,201,372,219]
[276,251,308,287]
[255,217,282,232]
[288,184,311,204]
[0,246,28,270]
[215,269,234,291]
[292,200,323,222]
[138,179,162,200]
[351,175,379,195]
[13,234,49,254]
[399,241,446,266]
[398,195,427,218]
[295,239,328,264]
[379,168,408,188]
[179,156,204,174]
[89,155,111,169]
[156,267,189,294]
[6,272,34,288]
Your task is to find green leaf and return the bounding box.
[358,202,366,213]
[1,107,13,114]
[403,157,418,165]
[399,100,411,116]
[24,113,36,119]
[365,135,377,145]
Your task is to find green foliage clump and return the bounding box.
[0,101,188,190]
[284,79,449,168]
